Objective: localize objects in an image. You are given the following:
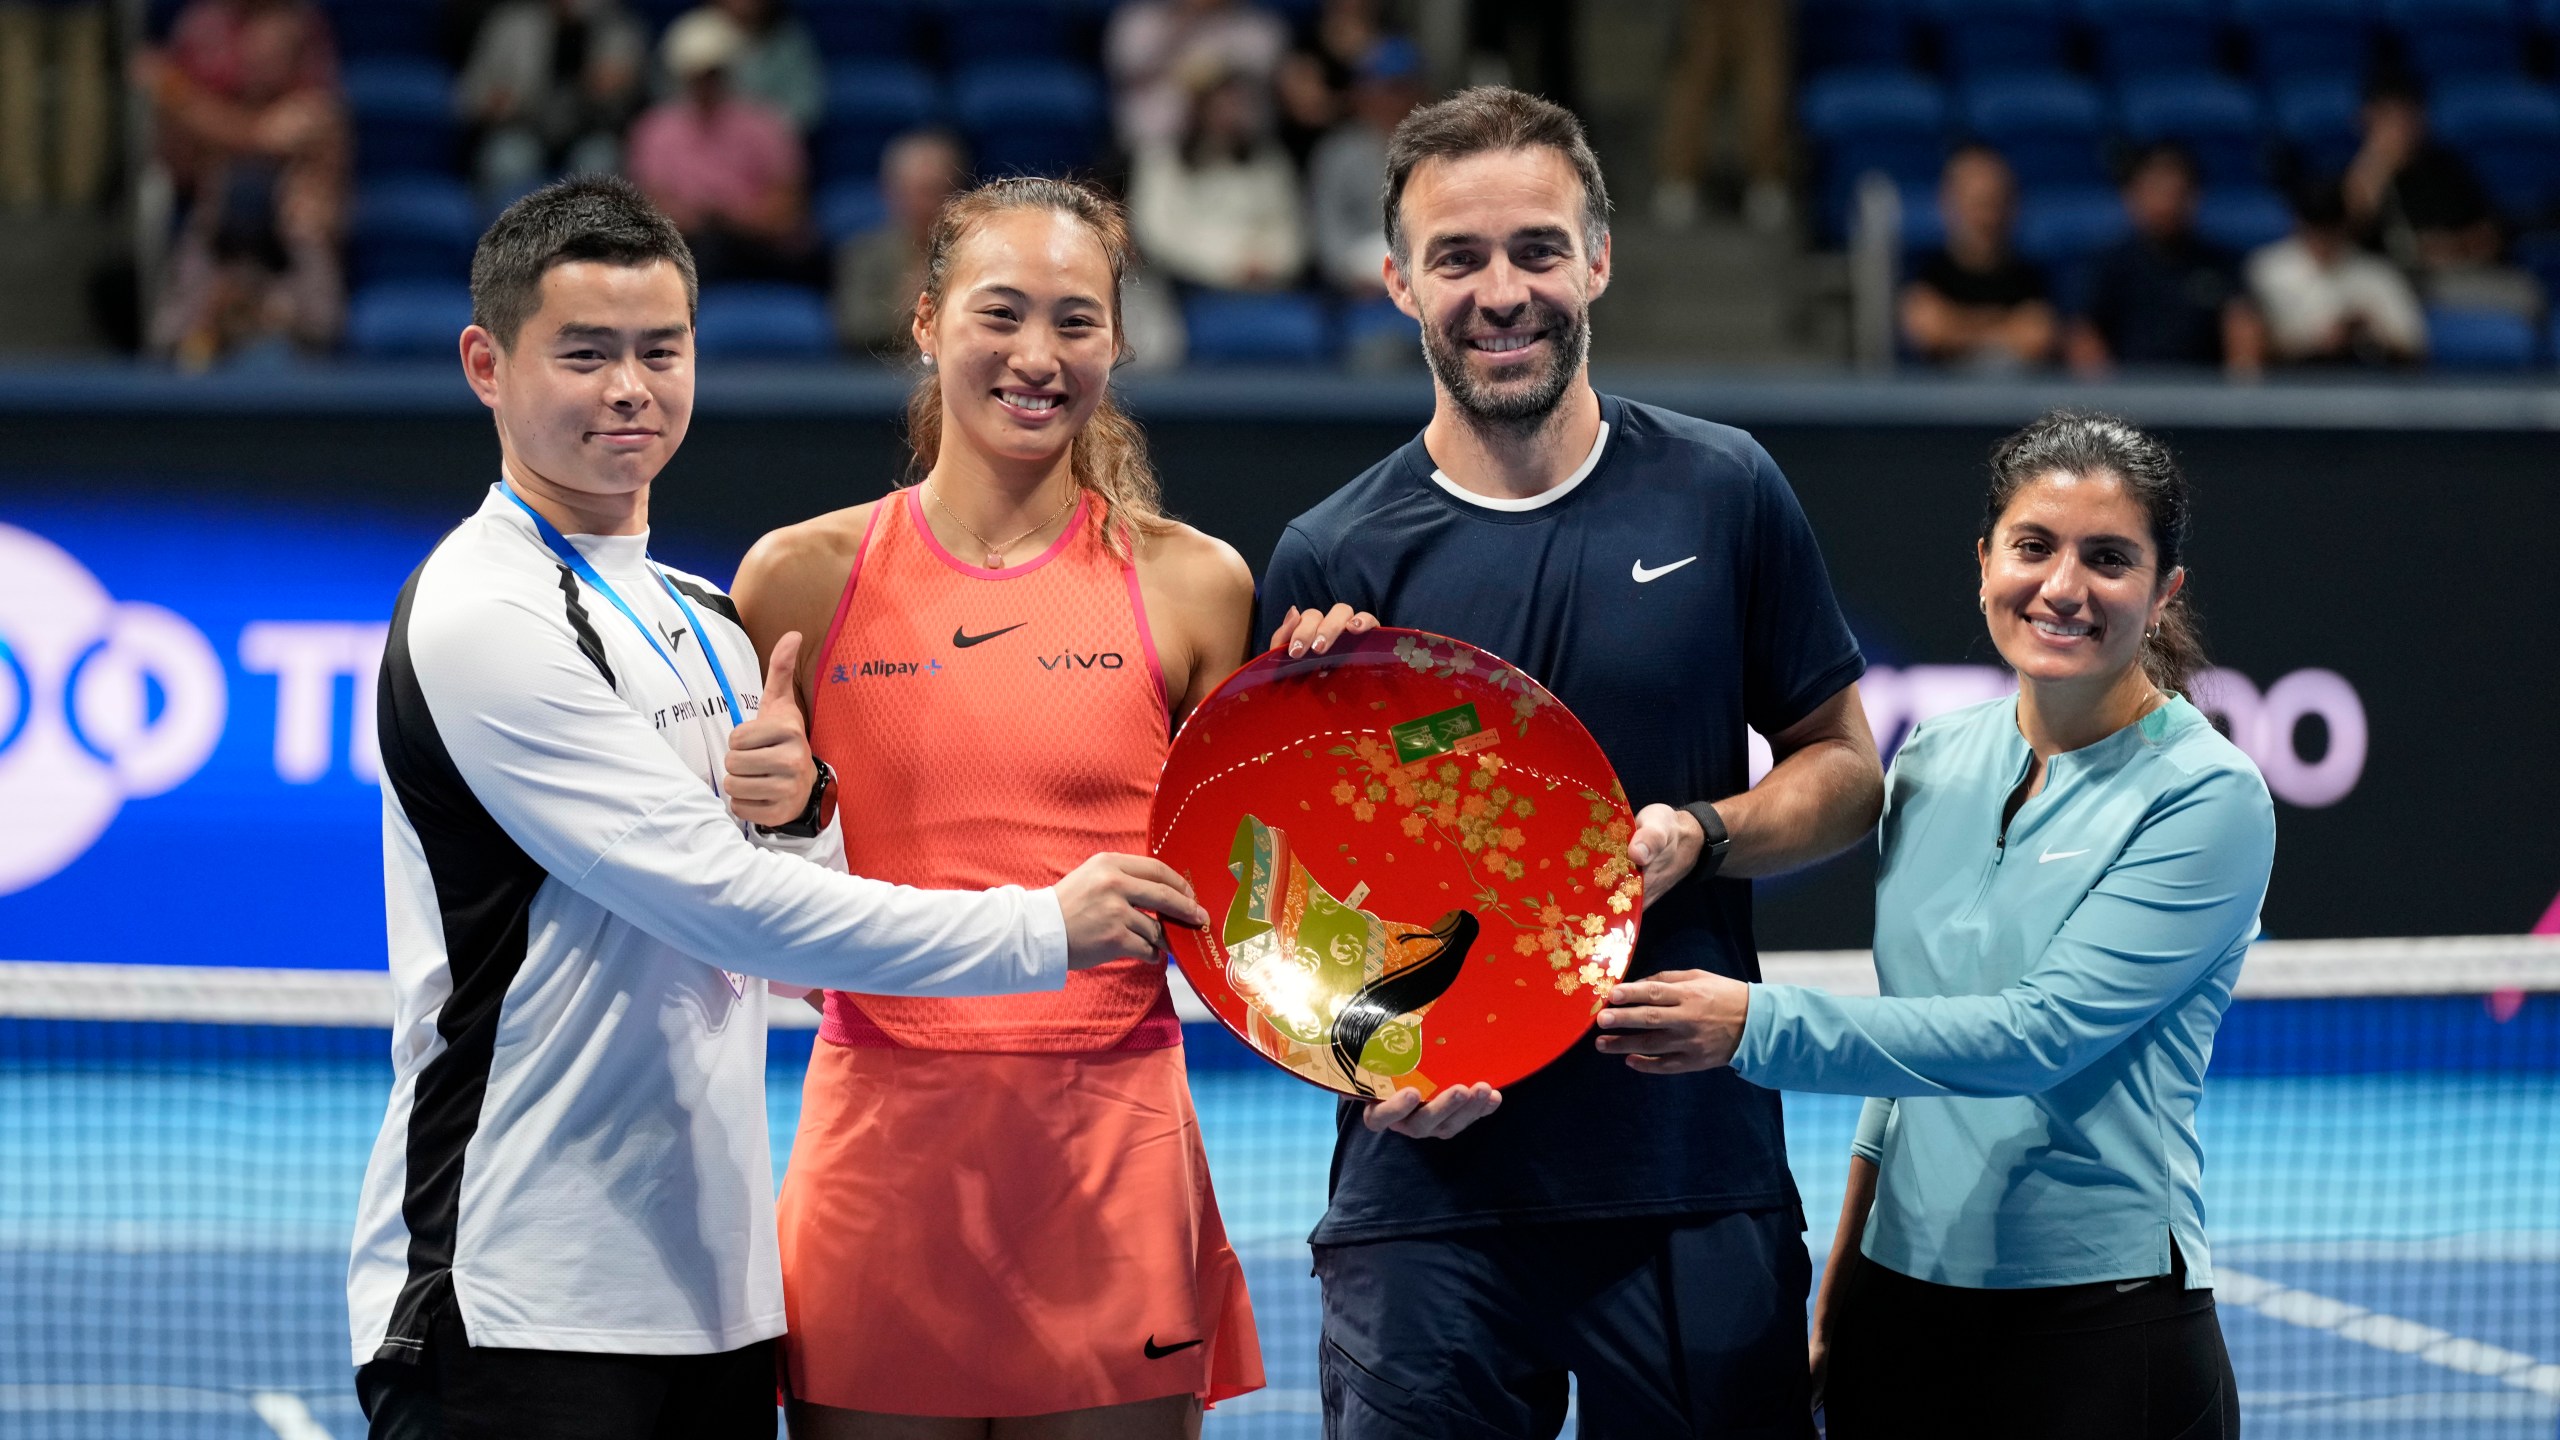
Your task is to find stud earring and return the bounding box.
[921,352,935,368]
[1977,594,1987,613]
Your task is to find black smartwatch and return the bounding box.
[1679,800,1732,880]
[759,759,837,839]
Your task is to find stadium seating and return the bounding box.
[348,177,481,286]
[2116,73,2266,184]
[950,61,1106,178]
[320,0,439,60]
[2424,306,2540,368]
[2234,0,2374,81]
[694,284,837,358]
[1962,72,2111,185]
[2383,0,2527,82]
[2080,0,2225,82]
[1930,0,2074,76]
[938,0,1077,62]
[2268,75,2364,179]
[800,0,923,62]
[1803,70,1951,238]
[2017,184,2130,309]
[815,61,940,183]
[2196,184,2293,251]
[342,58,459,180]
[345,281,475,358]
[2431,79,2560,222]
[1183,292,1333,366]
[816,180,891,246]
[1799,0,1918,72]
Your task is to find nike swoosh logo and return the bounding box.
[2115,1280,2152,1292]
[2040,848,2090,864]
[1631,556,1698,583]
[1143,1336,1203,1359]
[952,623,1027,648]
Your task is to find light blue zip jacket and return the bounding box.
[1733,694,2275,1289]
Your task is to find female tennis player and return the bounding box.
[732,176,1263,1438]
[1597,411,2274,1439]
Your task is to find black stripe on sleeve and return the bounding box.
[556,565,616,687]
[372,558,553,1361]
[664,573,742,627]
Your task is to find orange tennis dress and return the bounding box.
[775,488,1263,1417]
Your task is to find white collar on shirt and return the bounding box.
[1429,422,1612,512]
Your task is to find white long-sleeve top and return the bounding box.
[347,485,1066,1364]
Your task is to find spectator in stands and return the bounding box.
[1105,0,1288,152]
[1129,68,1307,290]
[2343,74,2541,319]
[1,0,111,213]
[2067,144,2265,377]
[834,128,964,354]
[1273,0,1386,166]
[657,0,821,134]
[627,8,814,284]
[2247,178,2425,367]
[457,0,646,201]
[1307,36,1424,296]
[1899,145,2054,370]
[135,0,348,365]
[1654,0,1793,232]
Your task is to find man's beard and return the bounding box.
[1420,298,1590,432]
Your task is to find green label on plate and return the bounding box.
[1390,702,1486,765]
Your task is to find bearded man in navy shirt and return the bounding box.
[1261,87,1886,1438]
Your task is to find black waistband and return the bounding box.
[1848,1241,2215,1335]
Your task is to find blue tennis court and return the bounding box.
[3,989,2555,1440]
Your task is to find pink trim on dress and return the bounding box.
[812,500,888,688]
[903,485,1090,582]
[1122,560,1173,727]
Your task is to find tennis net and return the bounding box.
[2,937,2555,1439]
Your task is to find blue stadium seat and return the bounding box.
[2019,185,2130,313]
[801,0,922,61]
[2510,230,2560,301]
[2430,79,2560,221]
[1182,292,1334,366]
[934,0,1076,61]
[1337,294,1419,362]
[2269,74,2364,177]
[343,58,459,179]
[349,176,480,286]
[2116,73,2266,183]
[2234,0,2373,80]
[1803,70,1951,239]
[319,0,438,60]
[1894,177,1951,253]
[1962,73,2110,185]
[951,61,1105,178]
[2197,184,2293,250]
[1929,0,2073,75]
[346,281,473,358]
[1799,0,1919,71]
[2078,0,2227,81]
[2383,0,2525,79]
[816,180,890,245]
[2425,305,2539,368]
[694,284,836,358]
[815,60,939,182]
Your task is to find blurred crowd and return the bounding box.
[123,0,1439,368]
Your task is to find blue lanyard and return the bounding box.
[497,483,746,751]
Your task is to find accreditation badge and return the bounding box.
[1150,629,1641,1098]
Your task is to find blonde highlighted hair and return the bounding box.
[903,175,1169,557]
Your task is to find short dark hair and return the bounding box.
[469,175,699,350]
[1382,86,1611,267]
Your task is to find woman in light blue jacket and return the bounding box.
[1600,412,2274,1440]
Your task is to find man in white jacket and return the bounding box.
[348,174,1200,1440]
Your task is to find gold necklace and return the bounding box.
[926,479,1077,569]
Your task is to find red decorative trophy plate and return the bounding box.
[1149,629,1641,1098]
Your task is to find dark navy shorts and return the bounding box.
[1313,1208,1817,1439]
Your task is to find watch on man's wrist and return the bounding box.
[1679,800,1732,880]
[760,759,837,839]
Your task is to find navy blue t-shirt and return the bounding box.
[1259,394,1866,1243]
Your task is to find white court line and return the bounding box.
[250,1391,335,1440]
[2218,1268,2560,1401]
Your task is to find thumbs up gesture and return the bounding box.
[726,631,819,828]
